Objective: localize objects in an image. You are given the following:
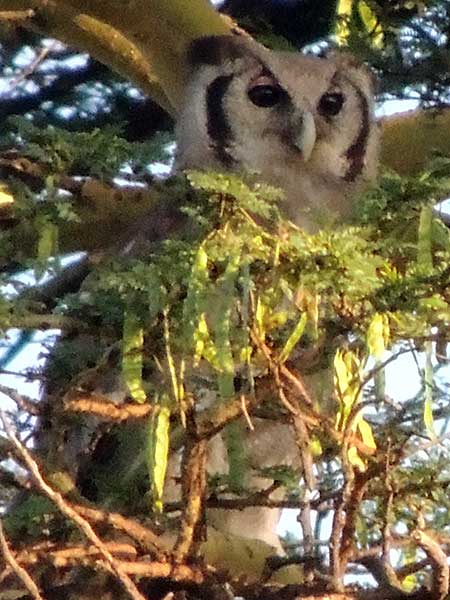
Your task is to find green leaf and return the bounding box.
[417,205,433,272]
[36,217,58,263]
[183,243,209,345]
[213,242,242,398]
[122,309,146,404]
[187,170,282,219]
[224,421,249,494]
[423,340,436,439]
[163,308,180,403]
[347,445,367,471]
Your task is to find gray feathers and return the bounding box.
[176,35,380,231]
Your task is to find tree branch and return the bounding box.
[0,408,148,600]
[0,520,44,600]
[412,530,449,600]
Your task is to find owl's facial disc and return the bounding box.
[177,34,379,223]
[245,71,317,162]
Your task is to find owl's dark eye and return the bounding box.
[318,92,345,116]
[248,83,284,108]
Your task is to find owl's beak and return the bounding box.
[294,111,316,162]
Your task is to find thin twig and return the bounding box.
[166,490,335,513]
[381,441,401,589]
[0,385,41,416]
[0,10,34,20]
[240,394,254,430]
[64,394,153,421]
[292,412,316,581]
[8,46,51,91]
[73,503,168,555]
[0,519,44,600]
[0,542,205,587]
[0,408,147,600]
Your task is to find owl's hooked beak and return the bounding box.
[294,111,316,162]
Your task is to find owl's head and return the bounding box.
[176,35,380,230]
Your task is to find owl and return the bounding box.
[171,35,381,554]
[176,34,379,231]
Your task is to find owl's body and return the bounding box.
[176,35,379,230]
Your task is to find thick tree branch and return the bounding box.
[174,409,208,561]
[412,530,449,600]
[0,0,173,111]
[0,0,234,114]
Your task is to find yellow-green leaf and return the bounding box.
[367,313,389,360]
[417,205,436,438]
[193,313,218,367]
[336,0,383,48]
[367,313,389,402]
[357,418,376,451]
[336,0,353,45]
[402,574,417,593]
[310,437,323,457]
[122,310,146,404]
[279,312,308,364]
[0,182,14,207]
[401,547,418,592]
[306,291,319,341]
[334,349,361,430]
[358,1,384,47]
[255,297,266,340]
[423,394,435,439]
[147,399,171,513]
[347,445,366,471]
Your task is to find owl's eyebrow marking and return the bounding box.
[344,83,370,182]
[206,74,236,168]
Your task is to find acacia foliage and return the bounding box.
[0,119,449,599]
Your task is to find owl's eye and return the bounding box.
[318,92,345,116]
[248,82,284,107]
